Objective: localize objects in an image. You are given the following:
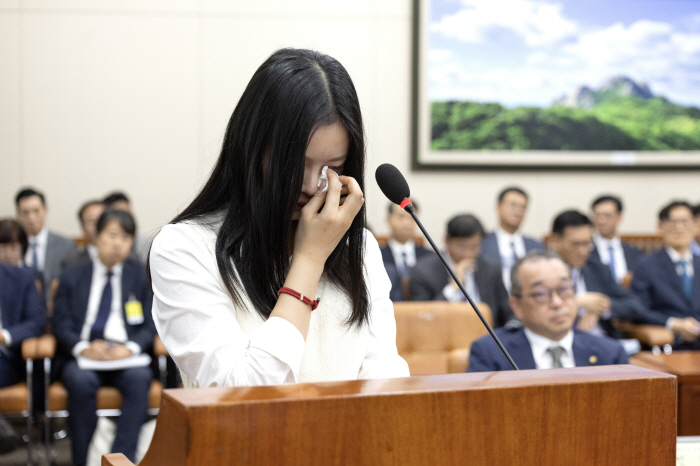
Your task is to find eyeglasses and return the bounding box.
[663,218,693,228]
[514,282,575,306]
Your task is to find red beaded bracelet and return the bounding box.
[277,287,320,311]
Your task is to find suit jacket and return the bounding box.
[590,241,644,276]
[409,254,513,327]
[467,326,628,372]
[630,250,700,326]
[43,231,77,302]
[479,231,544,269]
[580,258,660,332]
[0,264,46,351]
[380,244,433,301]
[61,248,90,270]
[52,259,156,373]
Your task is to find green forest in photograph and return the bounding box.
[431,76,700,151]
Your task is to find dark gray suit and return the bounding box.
[41,231,77,302]
[479,231,544,270]
[409,254,513,328]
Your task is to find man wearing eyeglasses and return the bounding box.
[467,250,628,372]
[550,210,651,338]
[631,201,700,348]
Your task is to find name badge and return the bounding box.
[125,294,145,325]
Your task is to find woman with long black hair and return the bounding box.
[150,48,409,387]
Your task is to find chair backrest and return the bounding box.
[394,301,492,375]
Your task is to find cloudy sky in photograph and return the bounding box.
[428,0,700,107]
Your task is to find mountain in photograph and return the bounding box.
[553,76,653,109]
[431,75,700,151]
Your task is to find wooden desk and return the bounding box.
[103,366,676,466]
[631,351,700,435]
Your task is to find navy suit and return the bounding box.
[53,259,155,466]
[409,254,513,328]
[467,326,628,372]
[631,250,700,345]
[380,244,433,301]
[590,242,644,277]
[0,264,46,387]
[579,258,659,336]
[479,232,544,270]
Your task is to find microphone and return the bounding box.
[375,163,519,371]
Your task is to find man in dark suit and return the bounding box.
[589,195,644,284]
[551,210,654,338]
[631,201,700,348]
[410,214,513,328]
[0,263,46,387]
[380,202,433,301]
[480,187,544,293]
[15,188,76,302]
[53,209,155,466]
[468,250,628,372]
[61,199,105,269]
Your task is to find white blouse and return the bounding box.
[150,219,409,388]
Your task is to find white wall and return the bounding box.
[1,1,697,244]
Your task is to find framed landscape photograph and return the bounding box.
[411,0,700,170]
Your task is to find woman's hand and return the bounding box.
[294,169,364,268]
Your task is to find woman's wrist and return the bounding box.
[285,254,324,298]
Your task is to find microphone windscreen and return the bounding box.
[375,163,410,205]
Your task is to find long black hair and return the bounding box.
[171,48,369,327]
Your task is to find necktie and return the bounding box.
[30,241,39,271]
[607,245,616,280]
[510,241,519,265]
[90,271,114,341]
[401,251,409,278]
[547,346,565,369]
[679,259,693,301]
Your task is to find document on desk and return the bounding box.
[677,436,700,466]
[77,354,152,371]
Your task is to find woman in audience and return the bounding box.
[149,48,409,388]
[0,219,28,266]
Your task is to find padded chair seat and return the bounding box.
[48,380,163,412]
[0,382,28,412]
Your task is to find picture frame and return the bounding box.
[411,0,700,170]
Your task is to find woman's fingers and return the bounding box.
[338,175,364,217]
[320,169,342,217]
[303,181,328,216]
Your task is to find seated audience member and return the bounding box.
[467,250,628,372]
[589,195,644,285]
[53,209,155,466]
[0,263,46,387]
[691,204,700,256]
[103,192,151,263]
[631,201,700,348]
[410,214,513,327]
[15,188,76,302]
[0,218,45,293]
[0,219,28,267]
[62,200,105,268]
[481,187,544,292]
[380,201,432,301]
[551,210,654,337]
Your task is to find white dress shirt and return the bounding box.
[495,228,526,292]
[86,244,98,261]
[0,303,11,350]
[71,259,141,358]
[24,228,48,271]
[387,239,417,276]
[523,328,575,369]
[593,235,628,283]
[667,247,694,277]
[150,219,409,388]
[441,254,481,303]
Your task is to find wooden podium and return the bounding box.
[103,366,676,466]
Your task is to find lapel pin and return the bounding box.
[589,355,598,364]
